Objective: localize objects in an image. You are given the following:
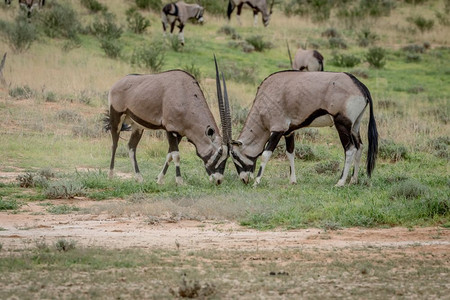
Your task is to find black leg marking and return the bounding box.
[237,3,243,15]
[128,129,144,174]
[176,166,181,177]
[285,133,295,154]
[265,131,284,152]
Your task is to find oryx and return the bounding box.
[227,0,274,27]
[230,71,378,187]
[19,0,45,18]
[293,49,324,71]
[161,1,204,45]
[104,68,231,185]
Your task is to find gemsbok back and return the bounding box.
[105,68,231,185]
[227,0,274,27]
[161,1,204,45]
[229,71,378,187]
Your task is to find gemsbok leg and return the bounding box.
[285,133,297,184]
[334,114,358,187]
[157,132,183,185]
[254,131,284,186]
[127,124,144,182]
[108,110,125,180]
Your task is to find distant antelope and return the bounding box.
[293,49,324,71]
[161,1,204,45]
[227,0,274,27]
[230,71,378,187]
[105,68,231,185]
[17,0,45,18]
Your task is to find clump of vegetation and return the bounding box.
[126,7,150,34]
[167,34,183,52]
[100,38,123,58]
[231,102,249,128]
[379,139,408,162]
[357,28,378,47]
[9,85,34,99]
[405,53,421,63]
[350,68,369,79]
[16,172,49,188]
[44,180,86,199]
[330,53,361,67]
[297,128,320,142]
[55,239,77,252]
[402,44,425,53]
[39,1,80,41]
[170,275,216,298]
[328,37,347,49]
[0,15,37,53]
[221,62,257,84]
[245,35,273,52]
[321,27,340,38]
[135,0,162,11]
[0,198,20,211]
[428,136,449,159]
[366,47,386,68]
[46,204,81,214]
[360,0,395,17]
[55,109,82,122]
[183,62,202,81]
[390,179,429,199]
[90,12,123,39]
[407,15,434,33]
[315,160,339,174]
[80,0,107,13]
[283,0,332,22]
[131,41,166,72]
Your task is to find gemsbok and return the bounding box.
[161,1,204,45]
[18,0,45,18]
[104,67,231,185]
[229,71,378,187]
[227,0,274,27]
[292,49,324,71]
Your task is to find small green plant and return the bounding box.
[359,0,395,17]
[330,53,361,67]
[80,0,107,13]
[379,139,408,162]
[126,7,150,34]
[231,102,249,128]
[9,85,34,99]
[135,0,162,11]
[0,198,20,210]
[405,53,421,63]
[183,62,202,81]
[357,28,378,47]
[55,109,82,122]
[314,160,339,174]
[55,239,77,252]
[39,1,80,40]
[408,16,434,33]
[221,62,257,84]
[131,41,166,72]
[90,12,123,39]
[366,47,386,68]
[321,27,340,38]
[390,179,429,199]
[245,35,273,52]
[167,34,183,52]
[46,204,81,214]
[328,37,347,49]
[44,180,86,199]
[44,91,58,102]
[2,15,37,53]
[402,44,425,53]
[99,37,122,58]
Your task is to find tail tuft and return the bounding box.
[103,110,111,132]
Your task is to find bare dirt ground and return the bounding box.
[1,198,449,253]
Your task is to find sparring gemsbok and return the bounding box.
[227,0,274,27]
[229,71,378,187]
[161,1,204,45]
[105,67,231,185]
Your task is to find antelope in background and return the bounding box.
[6,0,46,18]
[229,71,378,187]
[227,0,274,27]
[104,67,231,185]
[161,1,204,45]
[292,49,324,71]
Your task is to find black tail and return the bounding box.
[227,0,234,20]
[313,50,324,71]
[344,73,378,178]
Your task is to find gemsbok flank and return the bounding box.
[161,1,204,45]
[227,0,274,27]
[104,66,232,185]
[229,71,378,187]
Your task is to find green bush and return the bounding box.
[314,160,339,174]
[195,0,227,16]
[131,41,166,72]
[39,1,80,40]
[9,85,34,99]
[167,34,183,52]
[366,47,386,68]
[359,0,394,17]
[379,139,408,162]
[126,7,150,34]
[245,35,273,52]
[408,16,434,33]
[0,198,20,211]
[136,0,162,11]
[1,16,37,53]
[357,28,378,47]
[283,0,332,22]
[90,12,123,39]
[46,204,81,214]
[183,62,202,81]
[80,0,107,13]
[44,180,86,199]
[328,37,347,49]
[330,53,361,67]
[390,179,429,199]
[55,239,76,252]
[221,62,257,84]
[100,37,122,58]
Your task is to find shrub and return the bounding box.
[44,91,58,102]
[44,180,86,199]
[55,109,82,122]
[328,37,347,49]
[1,15,37,53]
[359,0,394,17]
[16,172,49,188]
[90,12,123,39]
[221,62,257,84]
[39,1,80,40]
[100,37,122,58]
[315,160,339,174]
[131,41,166,72]
[366,47,386,68]
[245,35,273,52]
[196,0,227,16]
[9,85,34,99]
[357,28,378,47]
[330,53,361,67]
[183,62,202,81]
[390,179,429,199]
[0,198,20,210]
[402,44,425,53]
[46,204,81,214]
[80,0,107,13]
[218,25,236,36]
[408,16,434,32]
[55,239,76,252]
[283,0,332,22]
[321,27,340,38]
[136,0,162,11]
[126,7,150,34]
[167,34,183,52]
[379,139,408,162]
[231,102,249,128]
[405,53,421,63]
[429,136,449,159]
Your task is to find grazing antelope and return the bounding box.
[293,49,324,71]
[161,1,204,45]
[227,0,274,27]
[230,71,378,187]
[18,0,45,18]
[105,68,231,185]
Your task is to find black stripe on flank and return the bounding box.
[285,109,329,135]
[127,110,164,130]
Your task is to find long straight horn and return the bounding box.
[214,55,229,145]
[286,40,293,69]
[221,71,232,145]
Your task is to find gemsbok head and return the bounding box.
[104,63,232,185]
[227,0,274,27]
[19,0,45,18]
[229,71,378,187]
[161,1,204,45]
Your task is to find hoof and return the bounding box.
[175,177,184,185]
